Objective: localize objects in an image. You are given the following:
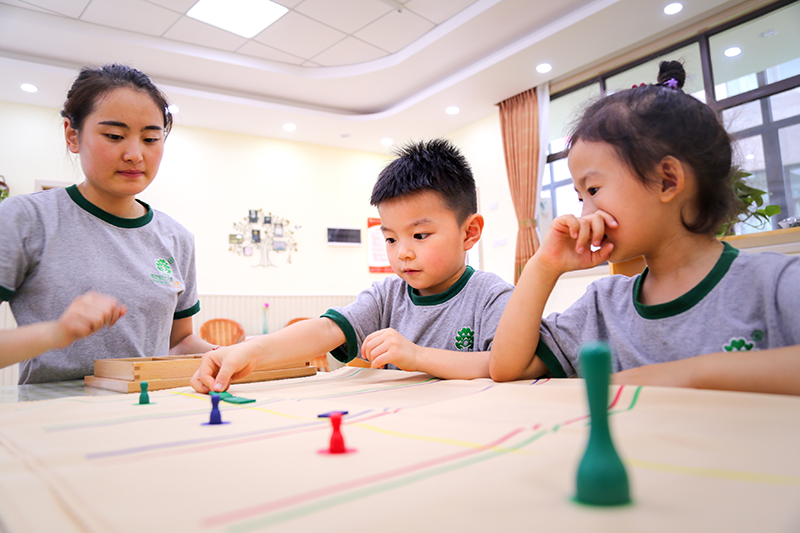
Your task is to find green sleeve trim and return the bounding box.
[174,301,200,320]
[536,339,568,378]
[320,309,359,363]
[0,284,13,302]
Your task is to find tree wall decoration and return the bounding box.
[228,209,298,267]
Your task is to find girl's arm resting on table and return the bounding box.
[613,345,800,396]
[490,213,616,382]
[0,292,125,368]
[190,317,345,393]
[489,257,563,382]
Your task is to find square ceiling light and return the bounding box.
[187,0,288,39]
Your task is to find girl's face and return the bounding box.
[65,87,165,203]
[568,140,668,262]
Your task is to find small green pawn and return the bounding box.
[575,342,631,506]
[138,381,150,405]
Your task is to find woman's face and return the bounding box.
[65,87,165,202]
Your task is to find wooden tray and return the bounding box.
[85,355,315,392]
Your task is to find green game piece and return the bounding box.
[210,391,254,404]
[221,396,256,404]
[138,382,150,405]
[574,342,631,506]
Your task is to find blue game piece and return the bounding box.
[209,394,222,425]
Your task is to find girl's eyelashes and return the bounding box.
[414,233,430,240]
[385,237,396,244]
[587,187,599,196]
[104,133,123,140]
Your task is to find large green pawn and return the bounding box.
[575,342,631,506]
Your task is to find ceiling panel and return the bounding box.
[14,0,90,17]
[355,8,434,54]
[80,0,181,37]
[404,0,481,25]
[311,36,388,67]
[237,41,305,65]
[253,11,347,60]
[295,0,393,35]
[163,17,248,51]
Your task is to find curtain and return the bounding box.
[498,86,542,283]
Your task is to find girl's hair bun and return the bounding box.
[657,60,686,88]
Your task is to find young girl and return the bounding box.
[0,64,214,383]
[489,61,800,395]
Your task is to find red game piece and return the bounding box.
[318,411,356,454]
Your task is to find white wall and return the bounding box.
[0,100,395,295]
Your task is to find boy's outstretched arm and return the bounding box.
[190,317,345,393]
[489,212,616,382]
[613,345,800,396]
[361,328,491,379]
[0,291,126,369]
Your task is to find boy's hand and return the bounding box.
[53,292,127,348]
[362,328,418,371]
[536,211,617,274]
[190,346,257,393]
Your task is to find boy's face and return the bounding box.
[378,190,473,297]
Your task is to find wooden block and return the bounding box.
[93,355,309,381]
[84,366,317,393]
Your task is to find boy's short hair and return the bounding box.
[370,139,477,224]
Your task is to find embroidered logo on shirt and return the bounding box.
[150,257,182,289]
[723,337,755,352]
[455,327,474,351]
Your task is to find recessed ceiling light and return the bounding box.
[340,133,350,138]
[381,138,394,147]
[724,47,742,58]
[536,63,552,74]
[20,83,38,93]
[746,154,755,160]
[187,0,288,39]
[446,106,460,115]
[167,104,180,114]
[760,29,778,38]
[664,3,682,15]
[283,123,296,132]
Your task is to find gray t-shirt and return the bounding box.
[322,266,514,363]
[537,242,800,377]
[0,186,200,384]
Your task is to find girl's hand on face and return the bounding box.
[537,211,617,273]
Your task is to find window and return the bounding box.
[542,0,800,235]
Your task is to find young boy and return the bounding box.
[191,139,514,393]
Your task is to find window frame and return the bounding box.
[544,0,800,229]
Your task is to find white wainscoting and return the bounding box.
[194,294,358,336]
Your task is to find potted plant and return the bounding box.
[716,168,782,237]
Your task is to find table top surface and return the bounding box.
[0,368,798,533]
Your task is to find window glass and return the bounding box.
[554,181,582,219]
[710,2,800,100]
[779,123,800,217]
[548,83,601,154]
[605,43,705,100]
[723,100,763,133]
[770,86,800,122]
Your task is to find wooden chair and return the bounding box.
[199,318,245,346]
[286,318,330,372]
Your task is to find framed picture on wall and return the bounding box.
[273,240,287,251]
[243,247,253,256]
[229,233,244,244]
[252,229,261,243]
[263,216,272,225]
[274,223,284,237]
[249,210,259,223]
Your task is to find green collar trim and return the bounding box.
[633,242,739,319]
[66,185,152,228]
[407,266,475,306]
